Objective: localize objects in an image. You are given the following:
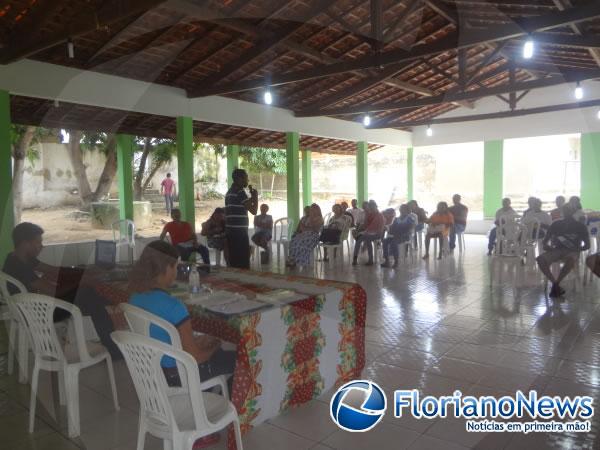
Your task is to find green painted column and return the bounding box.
[483,140,503,219]
[116,134,134,221]
[286,132,300,227]
[177,116,195,230]
[581,132,600,210]
[226,144,240,186]
[0,90,14,263]
[301,149,312,207]
[407,147,414,201]
[356,141,369,205]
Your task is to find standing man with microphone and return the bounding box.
[225,168,258,269]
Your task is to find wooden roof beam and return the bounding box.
[383,0,423,42]
[188,1,600,97]
[190,0,337,90]
[552,0,600,68]
[196,8,441,103]
[296,68,600,116]
[379,97,600,128]
[370,0,383,52]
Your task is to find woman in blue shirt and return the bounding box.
[128,240,236,389]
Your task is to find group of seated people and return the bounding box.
[281,194,470,267]
[159,203,274,265]
[1,224,235,448]
[487,194,600,298]
[487,195,588,255]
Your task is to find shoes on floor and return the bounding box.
[549,284,566,298]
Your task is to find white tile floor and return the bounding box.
[1,235,600,449]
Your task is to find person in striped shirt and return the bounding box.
[225,169,258,269]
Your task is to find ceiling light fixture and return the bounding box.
[426,125,433,137]
[523,38,534,59]
[363,115,371,127]
[263,90,273,105]
[67,38,74,59]
[575,82,584,100]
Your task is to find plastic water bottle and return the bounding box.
[189,268,200,296]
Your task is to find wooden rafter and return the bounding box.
[84,14,147,67]
[296,68,600,116]
[187,0,338,90]
[382,0,423,42]
[552,0,600,68]
[378,98,600,128]
[188,1,600,97]
[0,0,167,64]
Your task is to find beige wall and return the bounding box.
[21,142,119,209]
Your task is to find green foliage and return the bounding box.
[9,125,55,166]
[239,147,287,175]
[80,132,114,155]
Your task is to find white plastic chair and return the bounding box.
[273,218,294,265]
[318,224,350,265]
[111,331,243,450]
[587,222,600,254]
[495,215,521,257]
[197,235,221,266]
[120,303,229,397]
[520,218,542,265]
[112,219,136,264]
[0,271,29,383]
[10,293,119,437]
[398,228,416,263]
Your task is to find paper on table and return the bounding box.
[185,290,243,306]
[204,298,267,315]
[255,289,303,305]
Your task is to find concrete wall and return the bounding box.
[21,142,118,209]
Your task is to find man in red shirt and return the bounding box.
[160,209,209,263]
[160,173,177,215]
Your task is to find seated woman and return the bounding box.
[321,204,352,261]
[129,241,236,388]
[423,202,454,260]
[128,241,236,447]
[201,207,226,251]
[252,204,273,251]
[287,204,324,268]
[160,209,209,264]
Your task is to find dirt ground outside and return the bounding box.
[20,197,305,244]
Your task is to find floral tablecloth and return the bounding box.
[93,268,366,450]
